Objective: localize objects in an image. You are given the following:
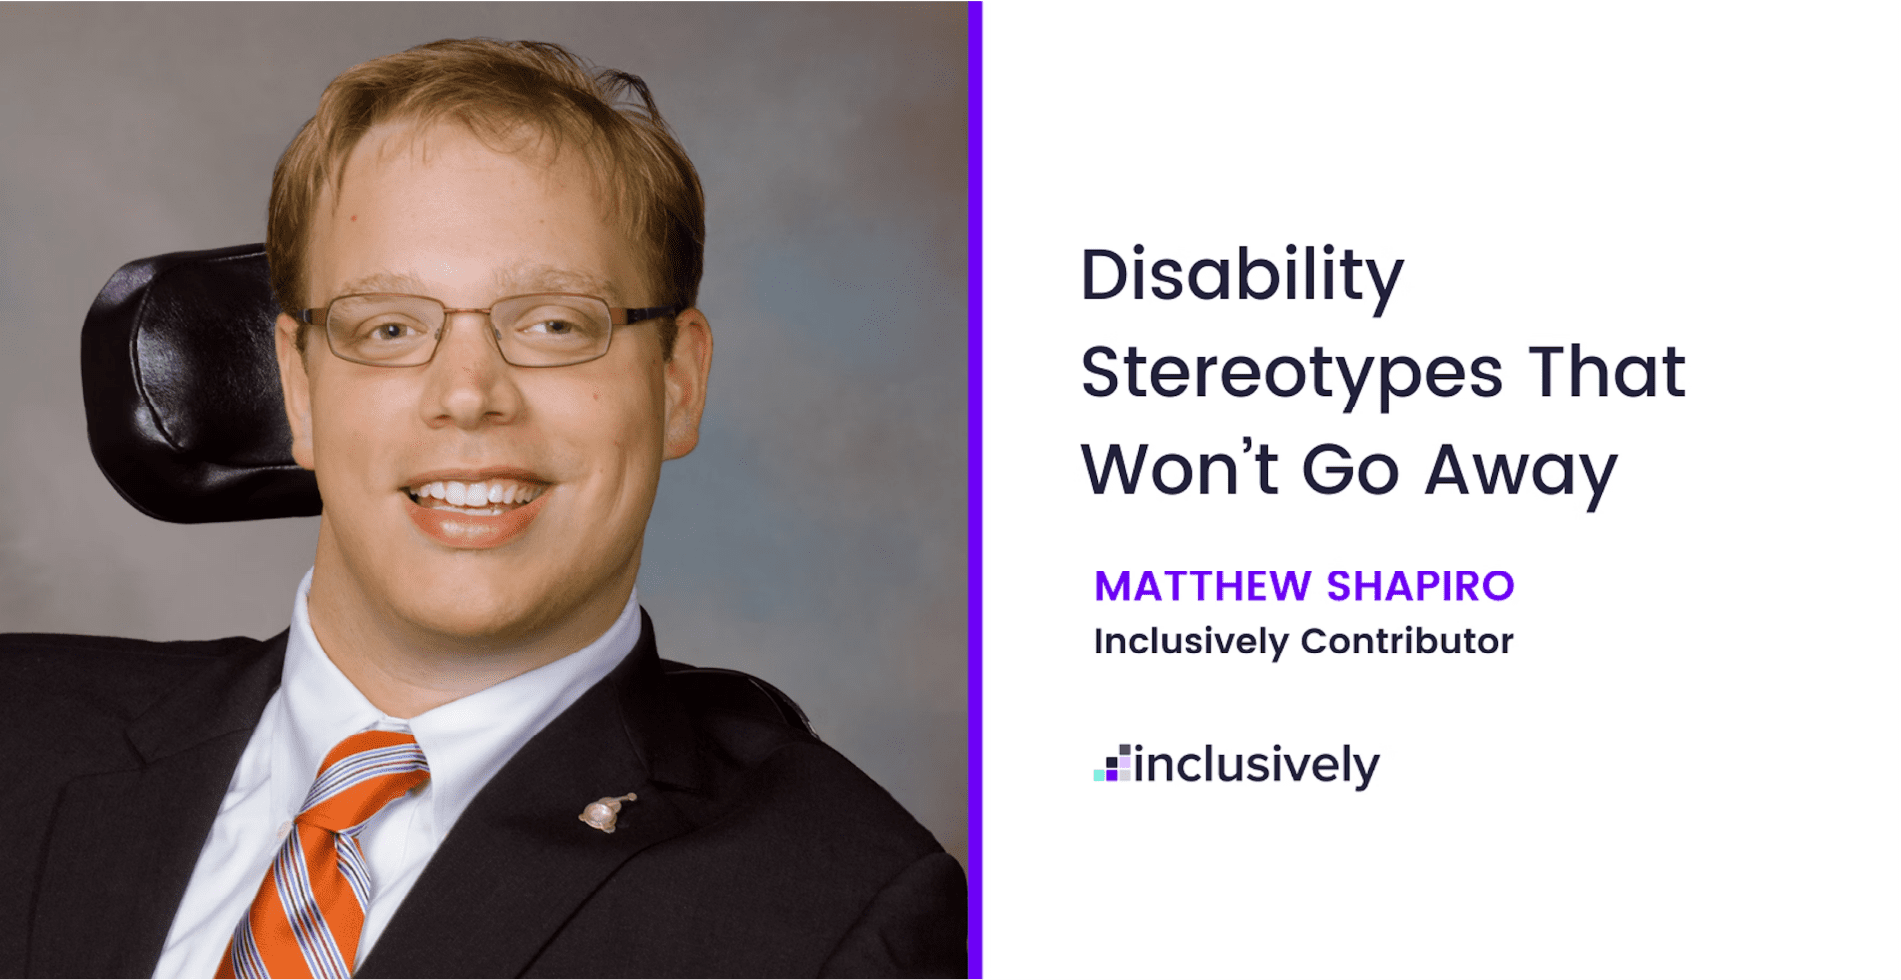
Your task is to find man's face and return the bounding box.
[277,119,709,649]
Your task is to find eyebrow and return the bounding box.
[492,264,615,300]
[329,265,619,304]
[334,271,430,296]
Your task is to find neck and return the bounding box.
[303,540,636,718]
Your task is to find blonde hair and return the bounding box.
[267,38,704,353]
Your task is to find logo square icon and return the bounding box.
[1094,743,1135,782]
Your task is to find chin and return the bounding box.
[322,506,638,649]
[394,587,559,646]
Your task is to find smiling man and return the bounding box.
[0,39,964,979]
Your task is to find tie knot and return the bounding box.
[297,729,430,833]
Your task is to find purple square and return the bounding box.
[1105,769,1118,781]
[1120,755,1131,767]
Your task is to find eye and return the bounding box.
[523,317,582,336]
[370,320,418,341]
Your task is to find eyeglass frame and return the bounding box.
[296,291,683,368]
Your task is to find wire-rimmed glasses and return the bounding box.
[297,293,681,367]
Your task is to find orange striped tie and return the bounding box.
[216,730,430,979]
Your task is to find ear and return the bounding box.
[661,308,712,460]
[275,313,317,471]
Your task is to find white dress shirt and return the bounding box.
[152,569,639,979]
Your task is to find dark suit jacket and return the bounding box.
[0,613,966,977]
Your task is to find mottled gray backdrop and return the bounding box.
[0,3,967,864]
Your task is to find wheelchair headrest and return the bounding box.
[81,244,321,522]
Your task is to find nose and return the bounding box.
[420,311,524,429]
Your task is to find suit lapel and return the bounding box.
[29,633,286,978]
[360,612,706,978]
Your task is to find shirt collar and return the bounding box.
[275,568,642,831]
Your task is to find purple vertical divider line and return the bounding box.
[965,2,984,977]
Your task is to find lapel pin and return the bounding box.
[579,792,639,833]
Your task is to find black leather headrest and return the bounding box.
[81,244,322,522]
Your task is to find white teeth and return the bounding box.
[410,478,542,510]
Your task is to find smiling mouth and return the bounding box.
[403,479,548,516]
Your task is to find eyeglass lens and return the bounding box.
[325,294,615,367]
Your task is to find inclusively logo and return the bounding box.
[1092,741,1381,791]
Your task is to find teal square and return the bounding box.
[1093,769,1105,781]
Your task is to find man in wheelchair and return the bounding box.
[0,38,963,979]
